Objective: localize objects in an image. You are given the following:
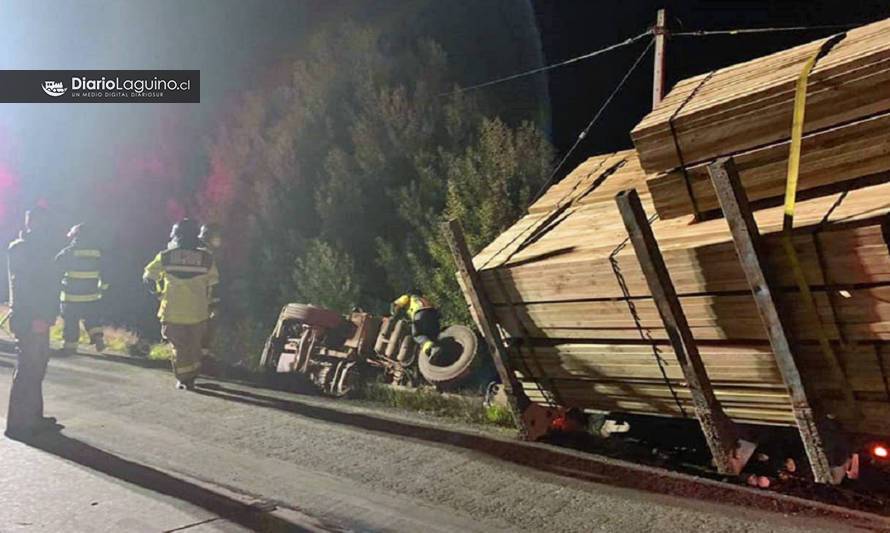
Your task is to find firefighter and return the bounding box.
[143,218,219,390]
[198,223,221,358]
[55,223,108,355]
[6,207,63,438]
[391,289,440,358]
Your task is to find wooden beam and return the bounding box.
[707,156,836,484]
[616,188,748,474]
[443,219,531,434]
[652,8,667,109]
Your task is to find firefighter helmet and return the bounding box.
[67,223,85,241]
[24,206,48,232]
[170,218,200,242]
[199,223,221,243]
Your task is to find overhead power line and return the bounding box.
[440,29,652,97]
[673,23,858,37]
[476,37,655,271]
[529,38,655,206]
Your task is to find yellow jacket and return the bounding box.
[391,293,433,320]
[144,247,219,325]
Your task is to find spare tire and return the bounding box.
[279,304,343,329]
[419,325,478,386]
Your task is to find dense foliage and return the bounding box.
[198,22,552,363]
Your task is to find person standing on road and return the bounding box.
[391,289,441,359]
[55,223,108,356]
[143,218,218,390]
[5,207,63,438]
[197,223,222,361]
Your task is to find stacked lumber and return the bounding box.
[629,17,890,220]
[471,147,890,437]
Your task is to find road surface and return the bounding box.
[0,344,884,532]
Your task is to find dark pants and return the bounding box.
[7,326,51,432]
[61,301,103,350]
[412,309,440,347]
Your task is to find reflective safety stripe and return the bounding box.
[73,249,101,258]
[165,265,210,274]
[65,270,100,279]
[61,292,101,303]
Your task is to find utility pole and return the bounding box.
[652,8,668,109]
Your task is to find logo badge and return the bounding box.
[42,80,67,97]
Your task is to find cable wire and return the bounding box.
[440,29,652,97]
[476,38,654,271]
[528,38,654,206]
[674,24,858,37]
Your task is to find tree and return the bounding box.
[198,20,552,363]
[293,239,361,313]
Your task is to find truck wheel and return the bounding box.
[329,361,358,397]
[279,304,343,329]
[384,319,406,359]
[418,325,478,387]
[295,328,315,374]
[259,335,279,372]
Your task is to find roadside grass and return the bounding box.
[356,381,515,429]
[148,342,174,361]
[5,303,506,429]
[0,304,161,358]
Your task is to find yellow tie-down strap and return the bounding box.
[781,34,856,413]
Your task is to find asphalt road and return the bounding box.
[0,347,883,532]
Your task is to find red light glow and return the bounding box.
[874,445,889,459]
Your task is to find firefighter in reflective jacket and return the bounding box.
[55,224,108,355]
[391,289,440,358]
[143,218,219,390]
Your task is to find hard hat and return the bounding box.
[170,218,200,242]
[198,222,221,241]
[67,223,85,241]
[24,206,48,232]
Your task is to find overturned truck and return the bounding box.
[451,17,890,485]
[258,304,478,396]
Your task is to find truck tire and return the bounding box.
[279,304,342,329]
[384,319,406,359]
[259,335,279,372]
[419,325,478,386]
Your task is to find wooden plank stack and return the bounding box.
[472,144,890,436]
[630,17,890,220]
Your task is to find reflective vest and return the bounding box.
[144,246,219,325]
[56,245,107,303]
[392,294,433,320]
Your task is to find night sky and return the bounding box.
[534,0,890,174]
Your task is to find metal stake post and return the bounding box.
[616,188,751,474]
[707,157,835,483]
[443,219,531,436]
